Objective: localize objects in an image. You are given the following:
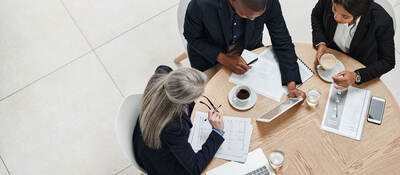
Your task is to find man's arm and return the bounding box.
[264,0,302,85]
[183,0,222,65]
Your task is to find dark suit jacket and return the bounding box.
[311,0,395,84]
[132,66,225,175]
[184,0,302,85]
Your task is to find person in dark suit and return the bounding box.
[184,0,306,98]
[133,65,225,175]
[312,0,395,88]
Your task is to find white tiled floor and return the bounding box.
[0,0,91,100]
[0,53,129,175]
[95,5,187,96]
[61,0,178,48]
[0,0,399,175]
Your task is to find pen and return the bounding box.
[247,58,258,66]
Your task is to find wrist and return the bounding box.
[316,42,326,49]
[354,71,361,84]
[216,53,227,65]
[212,128,225,136]
[287,81,296,90]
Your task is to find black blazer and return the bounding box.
[132,66,224,175]
[184,0,302,85]
[311,0,395,84]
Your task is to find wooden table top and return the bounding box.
[192,43,400,175]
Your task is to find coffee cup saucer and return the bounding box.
[317,59,345,83]
[228,85,257,111]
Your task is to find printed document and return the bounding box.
[188,111,253,163]
[321,84,371,140]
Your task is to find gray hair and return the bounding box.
[139,67,207,149]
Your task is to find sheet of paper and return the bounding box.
[229,49,284,101]
[189,111,253,162]
[320,84,371,140]
[229,48,314,101]
[241,50,258,63]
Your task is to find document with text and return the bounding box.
[188,111,253,163]
[321,84,371,140]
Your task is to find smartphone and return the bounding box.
[367,96,386,125]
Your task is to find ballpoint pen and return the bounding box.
[247,58,258,66]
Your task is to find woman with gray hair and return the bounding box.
[133,65,225,175]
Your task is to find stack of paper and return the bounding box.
[320,84,371,140]
[188,111,253,163]
[229,48,314,102]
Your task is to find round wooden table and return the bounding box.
[192,43,400,175]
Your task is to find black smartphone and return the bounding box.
[367,96,386,125]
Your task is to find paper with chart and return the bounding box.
[321,84,371,140]
[229,48,314,101]
[188,111,253,163]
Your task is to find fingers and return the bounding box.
[336,71,346,77]
[332,75,345,83]
[335,85,347,90]
[238,63,251,70]
[233,65,246,74]
[316,52,322,62]
[298,90,306,99]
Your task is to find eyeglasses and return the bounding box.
[199,95,222,112]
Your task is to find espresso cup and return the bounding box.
[233,85,252,106]
[317,54,337,71]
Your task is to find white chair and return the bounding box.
[173,0,192,64]
[375,0,397,32]
[115,94,146,174]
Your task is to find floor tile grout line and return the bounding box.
[0,155,11,175]
[92,3,179,51]
[92,51,126,98]
[114,163,132,175]
[0,51,92,102]
[0,155,10,175]
[59,0,125,98]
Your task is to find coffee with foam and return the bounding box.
[320,54,337,70]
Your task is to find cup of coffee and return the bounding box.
[318,54,337,71]
[233,85,252,106]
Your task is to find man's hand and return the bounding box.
[332,71,356,89]
[217,53,251,74]
[287,81,306,99]
[314,43,330,70]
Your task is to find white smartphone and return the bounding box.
[367,96,386,125]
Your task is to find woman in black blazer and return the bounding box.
[312,0,395,88]
[133,65,225,175]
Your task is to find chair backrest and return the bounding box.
[177,0,192,51]
[115,94,146,173]
[375,0,396,32]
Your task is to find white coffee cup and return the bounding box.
[233,85,252,106]
[317,53,337,71]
